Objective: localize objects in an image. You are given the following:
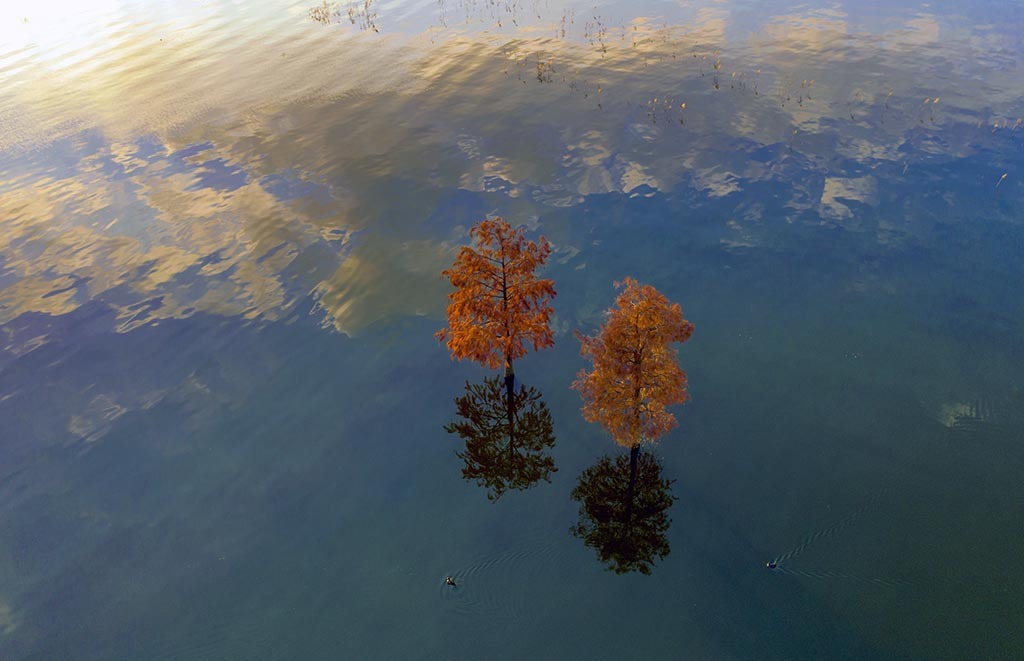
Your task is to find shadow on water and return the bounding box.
[570,448,676,575]
[445,375,557,500]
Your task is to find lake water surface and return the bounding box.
[1,0,1023,658]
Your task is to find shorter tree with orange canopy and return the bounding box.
[436,218,556,392]
[573,278,693,484]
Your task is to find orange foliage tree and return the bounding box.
[572,278,694,460]
[436,218,556,390]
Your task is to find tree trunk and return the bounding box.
[504,359,515,401]
[625,443,640,527]
[505,358,516,475]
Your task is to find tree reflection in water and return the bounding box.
[571,449,676,575]
[445,375,556,500]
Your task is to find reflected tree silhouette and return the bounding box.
[445,375,556,500]
[571,450,676,574]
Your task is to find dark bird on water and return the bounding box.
[766,561,777,570]
[445,576,457,587]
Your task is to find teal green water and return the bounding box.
[1,0,1023,658]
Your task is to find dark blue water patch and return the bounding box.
[545,179,1022,413]
[0,253,16,290]
[153,141,249,191]
[0,311,464,650]
[185,157,249,191]
[259,171,333,204]
[39,274,88,300]
[667,481,887,659]
[0,303,119,358]
[0,130,104,183]
[422,187,496,233]
[171,141,215,161]
[130,135,168,162]
[746,140,787,164]
[892,222,1024,362]
[0,307,251,459]
[253,241,291,265]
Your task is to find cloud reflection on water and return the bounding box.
[0,0,1021,342]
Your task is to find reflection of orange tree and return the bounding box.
[571,452,675,574]
[445,375,556,500]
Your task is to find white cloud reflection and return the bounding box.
[0,0,1020,336]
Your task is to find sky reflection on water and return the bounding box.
[1,0,1021,337]
[1,0,1023,658]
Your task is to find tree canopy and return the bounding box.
[573,278,693,448]
[436,218,556,371]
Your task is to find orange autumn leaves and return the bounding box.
[438,218,693,448]
[436,218,556,371]
[573,278,694,448]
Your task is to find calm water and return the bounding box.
[1,0,1023,658]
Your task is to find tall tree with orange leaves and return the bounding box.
[436,218,556,394]
[573,278,693,496]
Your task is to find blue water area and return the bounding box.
[0,0,1023,658]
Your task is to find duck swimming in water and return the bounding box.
[766,561,777,570]
[445,576,457,587]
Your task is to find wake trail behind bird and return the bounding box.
[772,565,914,588]
[771,482,894,567]
[439,528,569,628]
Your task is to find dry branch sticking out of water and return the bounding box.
[309,0,378,32]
